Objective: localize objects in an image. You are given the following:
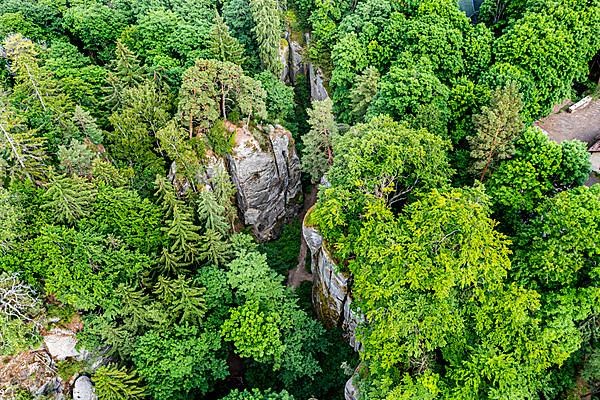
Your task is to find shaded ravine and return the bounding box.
[287,184,318,288]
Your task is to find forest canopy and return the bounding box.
[0,0,598,399]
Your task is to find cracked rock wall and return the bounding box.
[303,215,362,351]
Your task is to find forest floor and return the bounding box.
[536,97,600,185]
[287,185,318,288]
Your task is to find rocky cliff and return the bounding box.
[169,122,302,242]
[303,211,362,351]
[226,122,302,241]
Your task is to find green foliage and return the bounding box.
[512,185,600,290]
[197,190,229,235]
[13,226,151,310]
[92,364,146,400]
[57,139,96,177]
[255,71,295,125]
[79,184,164,254]
[301,98,337,183]
[178,59,267,134]
[210,11,246,66]
[0,188,25,254]
[153,275,207,326]
[249,0,283,75]
[41,174,97,225]
[221,389,295,399]
[63,4,127,62]
[258,220,301,277]
[349,66,379,123]
[468,82,524,180]
[0,91,48,183]
[132,325,228,400]
[487,127,592,224]
[56,359,85,381]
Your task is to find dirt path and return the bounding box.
[287,185,318,288]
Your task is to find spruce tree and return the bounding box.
[3,34,77,141]
[197,190,229,235]
[199,229,230,266]
[349,67,379,122]
[210,11,246,66]
[301,98,338,183]
[0,94,47,182]
[105,41,146,109]
[153,275,207,325]
[41,173,97,225]
[249,0,282,75]
[93,364,146,400]
[468,82,524,181]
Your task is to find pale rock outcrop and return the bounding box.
[72,376,96,400]
[308,63,329,101]
[227,122,302,241]
[345,376,359,400]
[44,328,79,360]
[303,214,362,351]
[279,36,290,82]
[287,39,305,84]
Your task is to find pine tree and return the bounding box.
[41,173,97,225]
[210,167,237,229]
[249,0,283,75]
[0,93,47,182]
[210,11,246,66]
[301,98,338,183]
[468,82,524,181]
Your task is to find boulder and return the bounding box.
[43,329,79,360]
[72,376,96,400]
[227,122,302,241]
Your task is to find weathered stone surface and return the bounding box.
[44,329,79,360]
[227,122,302,241]
[345,376,359,400]
[288,40,305,85]
[72,376,96,400]
[304,212,362,351]
[279,36,290,82]
[308,63,329,101]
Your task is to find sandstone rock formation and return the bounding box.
[72,376,96,400]
[227,122,302,241]
[303,212,362,351]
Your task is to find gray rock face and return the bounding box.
[303,214,362,351]
[308,63,329,101]
[227,122,302,241]
[288,40,305,85]
[279,36,290,82]
[72,376,96,400]
[44,329,79,360]
[345,376,359,400]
